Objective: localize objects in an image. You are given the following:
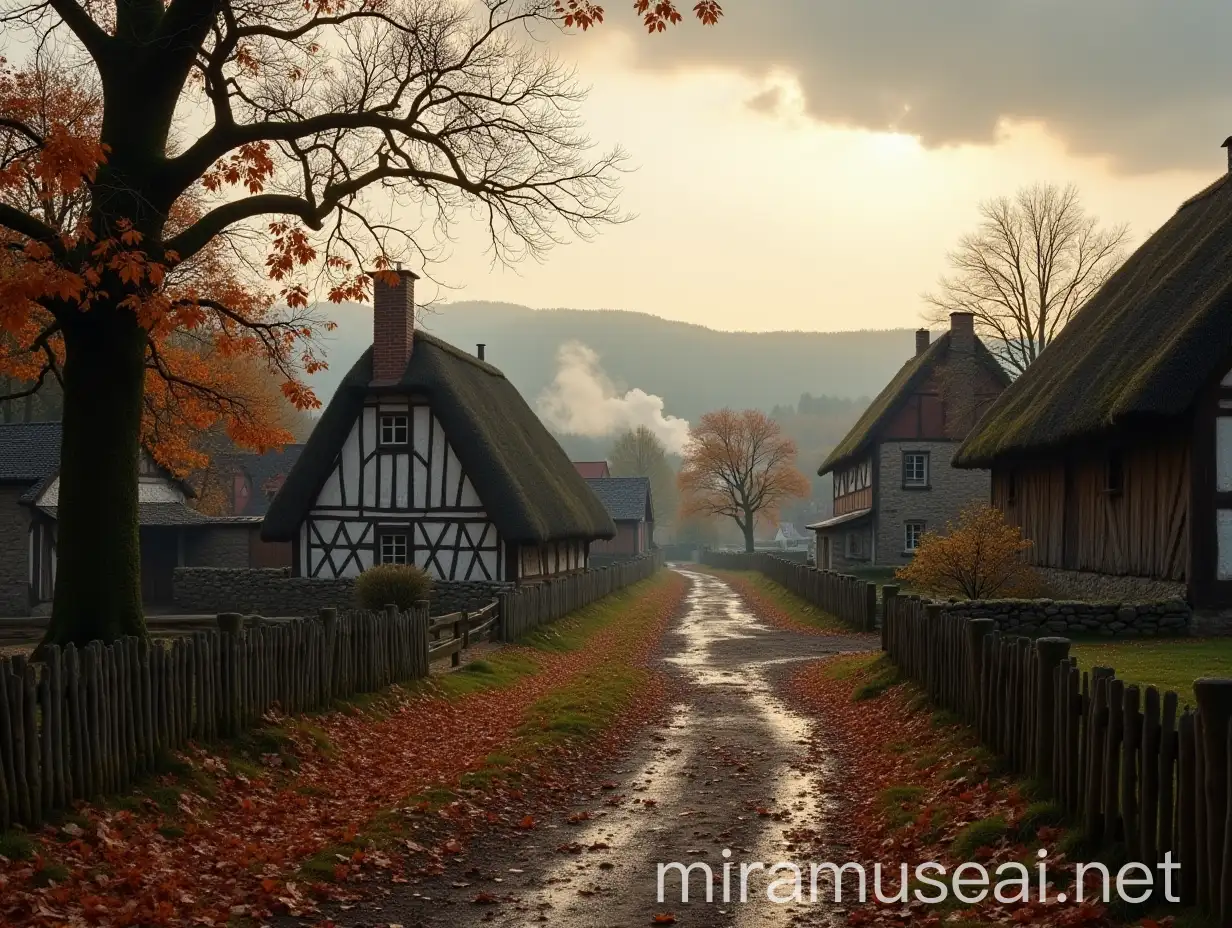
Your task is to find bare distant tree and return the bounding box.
[924,184,1128,375]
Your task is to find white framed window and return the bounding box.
[903,452,929,488]
[905,521,926,553]
[380,414,409,445]
[379,533,408,565]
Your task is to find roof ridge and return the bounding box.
[413,330,505,378]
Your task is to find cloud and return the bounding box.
[536,341,691,454]
[604,0,1232,173]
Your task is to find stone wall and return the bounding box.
[173,567,510,617]
[184,525,253,569]
[0,486,29,617]
[876,440,990,566]
[941,597,1192,637]
[1036,566,1187,604]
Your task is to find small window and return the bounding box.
[903,452,930,488]
[379,533,408,565]
[380,414,409,445]
[1106,451,1124,496]
[905,521,926,553]
[845,531,866,559]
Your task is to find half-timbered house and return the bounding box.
[261,270,616,582]
[809,313,1009,569]
[955,147,1232,607]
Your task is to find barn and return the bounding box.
[261,270,616,581]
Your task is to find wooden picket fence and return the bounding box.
[498,550,664,641]
[882,586,1232,919]
[0,553,666,832]
[699,551,877,632]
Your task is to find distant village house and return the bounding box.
[262,270,616,580]
[956,147,1232,607]
[584,475,655,557]
[809,313,1010,569]
[0,422,267,615]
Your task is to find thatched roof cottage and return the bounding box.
[263,270,615,582]
[955,144,1232,606]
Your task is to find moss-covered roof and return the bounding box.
[818,332,1008,475]
[262,332,616,544]
[955,172,1232,467]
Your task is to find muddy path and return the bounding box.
[331,568,874,928]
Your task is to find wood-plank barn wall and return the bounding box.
[991,433,1190,582]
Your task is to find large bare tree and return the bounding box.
[924,183,1128,375]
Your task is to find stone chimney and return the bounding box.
[1223,136,1232,174]
[915,328,930,357]
[371,266,419,384]
[949,312,975,353]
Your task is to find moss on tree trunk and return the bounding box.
[40,310,147,649]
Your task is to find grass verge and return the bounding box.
[1070,637,1232,699]
[704,568,860,634]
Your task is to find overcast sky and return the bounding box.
[427,1,1230,333]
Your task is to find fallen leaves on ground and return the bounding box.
[0,574,688,927]
[784,655,1122,928]
[711,568,878,640]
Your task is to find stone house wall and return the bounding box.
[184,525,253,569]
[875,440,990,566]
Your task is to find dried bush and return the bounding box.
[356,564,434,611]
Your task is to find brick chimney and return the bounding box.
[1223,136,1232,174]
[371,266,420,384]
[949,312,975,353]
[915,328,930,357]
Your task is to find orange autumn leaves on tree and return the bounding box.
[896,503,1037,600]
[0,64,322,474]
[678,409,810,553]
[556,0,722,32]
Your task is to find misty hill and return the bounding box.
[307,300,918,422]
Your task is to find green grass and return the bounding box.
[852,656,903,701]
[708,569,854,633]
[1070,638,1232,700]
[0,830,35,860]
[950,815,1009,858]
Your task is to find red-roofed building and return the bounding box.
[573,461,611,479]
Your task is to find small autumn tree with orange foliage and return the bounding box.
[0,0,722,647]
[678,409,810,553]
[895,503,1037,600]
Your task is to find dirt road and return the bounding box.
[341,568,874,928]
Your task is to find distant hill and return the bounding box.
[307,300,918,421]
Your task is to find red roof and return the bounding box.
[573,461,611,479]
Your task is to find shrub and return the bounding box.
[356,563,433,611]
[895,503,1038,599]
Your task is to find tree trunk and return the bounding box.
[742,520,755,553]
[39,310,147,650]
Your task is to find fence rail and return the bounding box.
[882,586,1232,919]
[699,551,877,633]
[0,551,664,831]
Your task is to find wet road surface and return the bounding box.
[337,568,875,928]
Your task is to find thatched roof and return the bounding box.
[818,332,1008,475]
[956,172,1232,467]
[262,332,616,544]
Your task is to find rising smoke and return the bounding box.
[536,341,691,454]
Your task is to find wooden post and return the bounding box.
[1178,708,1198,906]
[1193,677,1232,923]
[1034,637,1070,783]
[881,585,898,655]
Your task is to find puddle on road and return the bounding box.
[521,569,844,928]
